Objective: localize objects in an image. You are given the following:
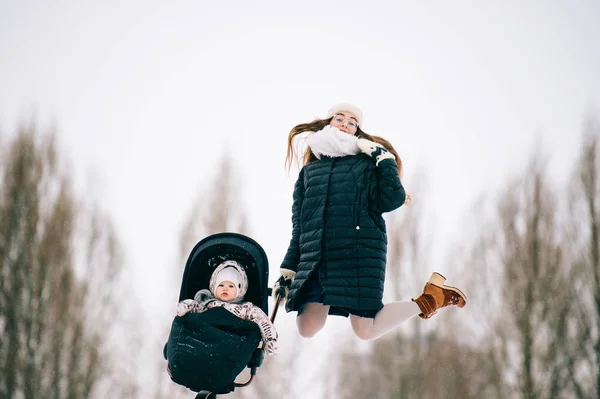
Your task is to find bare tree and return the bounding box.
[567,126,600,398]
[465,149,585,399]
[178,154,249,260]
[0,125,137,399]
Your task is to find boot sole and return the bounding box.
[428,272,467,308]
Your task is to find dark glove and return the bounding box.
[357,138,395,166]
[273,268,296,301]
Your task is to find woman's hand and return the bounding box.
[356,138,395,166]
[273,268,296,302]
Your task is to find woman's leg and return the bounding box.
[296,303,331,338]
[349,272,468,340]
[350,300,421,340]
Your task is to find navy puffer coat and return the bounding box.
[280,153,406,313]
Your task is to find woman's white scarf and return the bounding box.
[304,125,360,159]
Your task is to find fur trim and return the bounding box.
[280,268,296,281]
[305,125,359,159]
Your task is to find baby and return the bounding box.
[176,260,278,356]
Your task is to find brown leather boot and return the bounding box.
[412,272,467,319]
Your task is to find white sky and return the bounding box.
[2,1,600,381]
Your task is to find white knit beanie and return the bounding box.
[326,103,364,128]
[215,266,242,289]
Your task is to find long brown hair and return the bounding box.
[285,118,403,177]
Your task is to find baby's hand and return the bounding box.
[265,340,278,357]
[176,300,195,317]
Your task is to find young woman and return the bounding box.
[273,103,466,340]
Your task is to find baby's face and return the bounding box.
[215,281,238,302]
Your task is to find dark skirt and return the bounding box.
[296,270,379,319]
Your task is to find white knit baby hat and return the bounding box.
[326,103,364,127]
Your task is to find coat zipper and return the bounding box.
[353,165,370,229]
[353,189,361,229]
[354,166,371,229]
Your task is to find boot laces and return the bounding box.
[446,291,460,306]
